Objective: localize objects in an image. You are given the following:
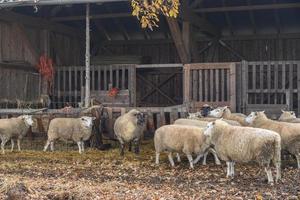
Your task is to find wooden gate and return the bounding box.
[184,63,236,112]
[52,65,136,108]
[238,61,300,117]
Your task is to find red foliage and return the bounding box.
[36,55,55,82]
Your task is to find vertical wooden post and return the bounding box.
[84,4,91,108]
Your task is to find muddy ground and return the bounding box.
[0,140,299,200]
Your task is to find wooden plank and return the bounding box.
[156,113,161,128]
[160,110,166,126]
[109,65,113,87]
[166,18,190,64]
[297,62,300,116]
[147,109,155,133]
[104,65,107,90]
[274,63,278,104]
[252,64,256,91]
[229,64,236,112]
[116,66,120,88]
[241,61,248,113]
[205,69,209,101]
[221,69,225,102]
[91,65,95,91]
[63,68,66,106]
[137,63,183,69]
[289,63,293,110]
[260,63,263,104]
[199,70,203,102]
[68,67,72,104]
[216,69,219,102]
[192,70,198,101]
[267,62,271,104]
[210,69,214,101]
[129,66,137,106]
[57,67,61,105]
[97,66,101,90]
[183,64,191,103]
[120,107,126,116]
[106,107,114,139]
[74,66,78,106]
[122,67,126,90]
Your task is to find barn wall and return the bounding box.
[101,37,300,63]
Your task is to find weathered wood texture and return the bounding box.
[237,61,300,117]
[184,63,236,112]
[102,38,300,63]
[53,65,136,108]
[136,65,183,107]
[0,65,40,106]
[0,20,83,66]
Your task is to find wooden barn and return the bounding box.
[0,0,300,135]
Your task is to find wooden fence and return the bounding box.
[184,63,236,112]
[237,61,300,117]
[52,65,136,108]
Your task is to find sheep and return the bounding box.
[187,112,202,119]
[246,111,300,169]
[204,119,281,185]
[154,124,213,169]
[208,106,248,126]
[278,110,300,123]
[0,115,34,154]
[43,116,95,154]
[114,109,146,156]
[174,118,221,165]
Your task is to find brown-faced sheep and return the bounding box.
[204,119,281,185]
[208,106,247,126]
[0,115,33,154]
[44,116,95,154]
[114,109,146,156]
[246,111,300,168]
[154,124,211,169]
[278,110,300,123]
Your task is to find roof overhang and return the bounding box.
[0,0,128,8]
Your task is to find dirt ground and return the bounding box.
[0,140,299,200]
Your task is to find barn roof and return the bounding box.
[1,0,300,41]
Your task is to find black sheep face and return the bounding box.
[136,113,146,126]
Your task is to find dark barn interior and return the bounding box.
[0,0,300,117]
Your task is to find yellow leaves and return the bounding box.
[131,0,180,30]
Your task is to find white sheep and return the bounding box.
[0,115,33,154]
[278,110,300,123]
[246,111,300,168]
[114,109,146,156]
[174,118,221,165]
[154,124,211,169]
[187,112,202,119]
[208,106,248,126]
[204,119,281,185]
[43,116,95,154]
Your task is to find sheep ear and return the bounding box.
[281,109,285,113]
[262,110,265,113]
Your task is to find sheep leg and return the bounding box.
[155,152,160,165]
[43,140,50,152]
[296,154,300,169]
[264,167,274,185]
[77,141,82,154]
[226,162,231,178]
[176,153,181,162]
[1,138,8,154]
[81,141,85,153]
[134,139,140,154]
[128,142,132,152]
[119,142,125,156]
[202,152,208,165]
[193,154,203,165]
[209,148,221,165]
[187,154,194,169]
[17,139,21,151]
[50,141,55,152]
[11,139,14,152]
[230,162,235,177]
[168,153,175,167]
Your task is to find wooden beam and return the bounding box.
[94,20,112,41]
[52,12,131,22]
[273,0,281,34]
[194,3,300,13]
[85,4,91,108]
[182,2,220,37]
[166,18,190,64]
[247,0,257,34]
[222,0,234,35]
[0,10,82,38]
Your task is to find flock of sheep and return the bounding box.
[1,106,300,186]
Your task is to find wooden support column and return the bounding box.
[85,4,91,108]
[166,18,190,64]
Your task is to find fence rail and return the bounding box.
[53,65,136,108]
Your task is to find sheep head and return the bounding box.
[280,110,296,119]
[80,116,95,128]
[128,109,146,126]
[208,106,227,118]
[187,112,202,119]
[20,115,34,126]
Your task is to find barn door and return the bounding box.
[184,63,236,112]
